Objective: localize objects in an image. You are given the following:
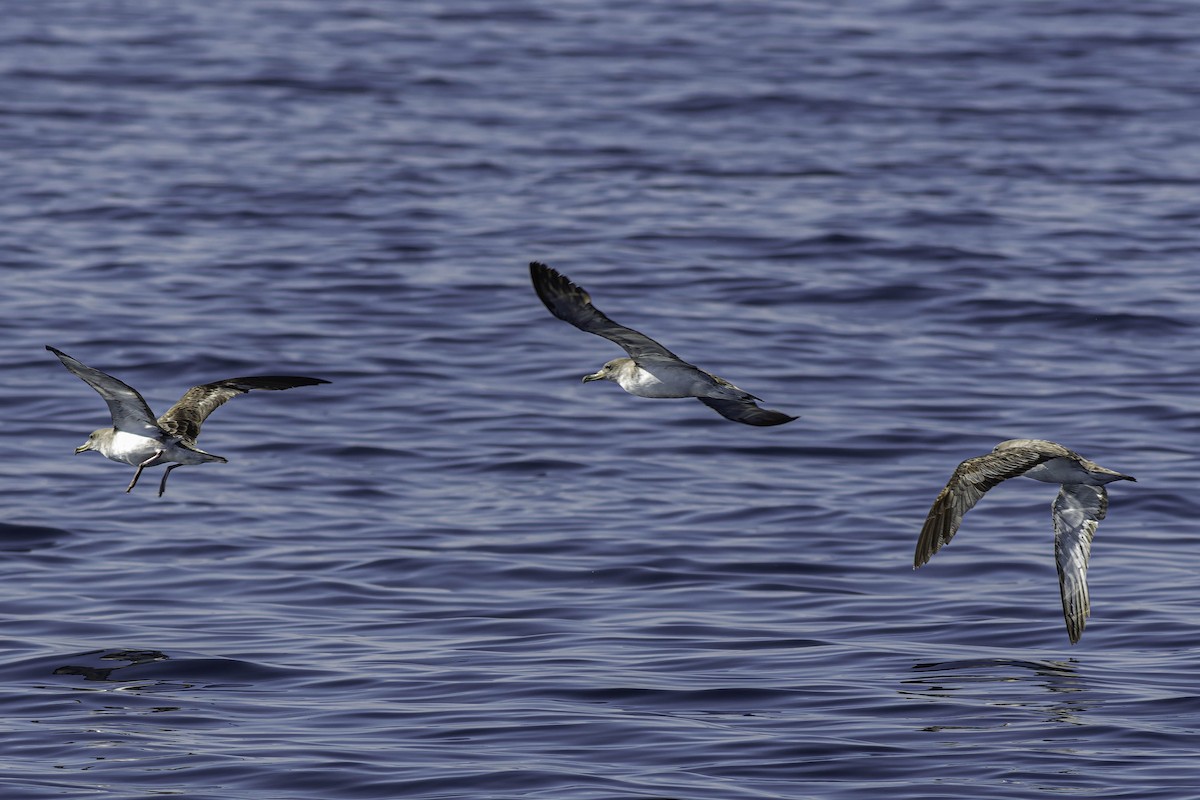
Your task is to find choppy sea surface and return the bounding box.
[2,1,1199,797]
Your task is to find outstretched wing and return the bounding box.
[1053,483,1107,644]
[914,446,1057,568]
[529,262,685,365]
[696,397,797,426]
[47,345,161,434]
[157,376,329,443]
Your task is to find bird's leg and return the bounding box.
[125,466,145,493]
[157,464,180,497]
[126,450,165,493]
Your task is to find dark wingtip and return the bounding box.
[741,408,798,426]
[913,491,952,570]
[261,376,329,388]
[695,397,798,426]
[913,542,937,570]
[529,261,558,285]
[223,376,331,391]
[529,260,552,293]
[45,345,75,367]
[529,260,590,322]
[913,532,931,569]
[275,376,329,388]
[913,542,931,570]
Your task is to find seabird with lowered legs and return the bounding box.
[529,262,796,426]
[48,345,329,497]
[914,438,1135,643]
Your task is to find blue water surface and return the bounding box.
[1,1,1199,798]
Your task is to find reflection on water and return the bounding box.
[53,649,169,682]
[902,658,1090,728]
[0,522,69,552]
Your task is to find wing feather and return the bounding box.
[529,262,686,365]
[157,376,329,443]
[914,447,1057,568]
[47,346,161,434]
[1053,483,1106,644]
[696,397,797,426]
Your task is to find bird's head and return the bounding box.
[582,358,630,383]
[75,429,106,454]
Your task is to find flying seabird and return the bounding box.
[914,438,1135,643]
[47,345,329,497]
[529,262,796,426]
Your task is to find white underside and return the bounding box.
[1024,458,1107,485]
[102,430,166,466]
[616,363,741,400]
[97,429,218,467]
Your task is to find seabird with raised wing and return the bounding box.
[48,346,329,497]
[914,438,1135,643]
[529,262,796,426]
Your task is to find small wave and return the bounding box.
[45,648,314,687]
[0,522,70,551]
[954,298,1190,334]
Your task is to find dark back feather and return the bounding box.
[914,447,1057,567]
[529,262,686,364]
[157,376,329,443]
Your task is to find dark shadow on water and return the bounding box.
[0,522,71,552]
[52,648,169,681]
[900,657,1090,726]
[43,648,317,689]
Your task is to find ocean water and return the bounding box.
[1,1,1199,797]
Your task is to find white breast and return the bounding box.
[104,430,163,466]
[617,364,707,398]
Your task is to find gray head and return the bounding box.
[582,358,632,384]
[75,428,113,454]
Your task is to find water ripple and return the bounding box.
[1,0,1199,798]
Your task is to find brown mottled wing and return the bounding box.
[529,262,686,365]
[157,376,329,443]
[696,397,797,426]
[47,345,161,434]
[914,446,1056,568]
[1053,483,1106,644]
